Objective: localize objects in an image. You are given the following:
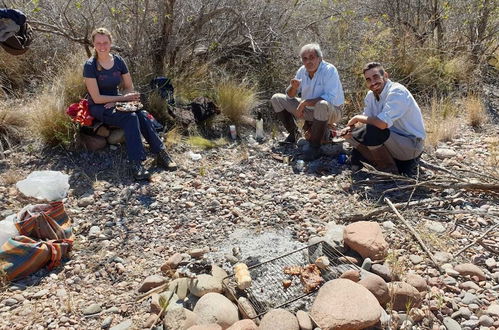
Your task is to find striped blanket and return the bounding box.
[0,201,73,281]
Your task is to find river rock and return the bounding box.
[192,293,238,328]
[388,282,422,311]
[404,274,428,292]
[358,271,390,307]
[163,308,199,330]
[188,275,223,297]
[295,310,313,330]
[436,148,457,159]
[226,319,258,330]
[454,263,486,281]
[310,279,381,329]
[343,221,388,260]
[259,309,299,330]
[138,275,168,293]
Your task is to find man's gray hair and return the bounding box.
[300,43,323,58]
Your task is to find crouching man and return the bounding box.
[344,62,426,175]
[270,43,344,160]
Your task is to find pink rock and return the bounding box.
[404,274,428,292]
[358,272,390,307]
[138,275,168,293]
[161,253,183,272]
[163,308,199,330]
[187,325,222,330]
[340,269,361,282]
[226,319,258,330]
[193,293,238,328]
[454,263,486,281]
[388,282,422,311]
[310,279,381,330]
[259,309,299,330]
[343,222,388,260]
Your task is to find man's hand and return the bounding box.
[290,78,301,90]
[104,102,116,109]
[296,100,307,118]
[339,125,354,139]
[347,115,367,127]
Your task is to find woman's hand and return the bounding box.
[123,92,140,102]
[104,102,116,109]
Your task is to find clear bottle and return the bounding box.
[255,112,264,141]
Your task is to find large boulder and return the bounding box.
[259,309,299,330]
[310,279,381,330]
[343,221,388,260]
[193,293,238,329]
[388,282,422,311]
[358,271,390,307]
[163,308,199,330]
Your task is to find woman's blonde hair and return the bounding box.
[91,27,112,59]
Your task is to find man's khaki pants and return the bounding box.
[270,93,341,125]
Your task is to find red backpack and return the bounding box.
[66,99,94,126]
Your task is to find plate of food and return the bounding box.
[115,101,143,112]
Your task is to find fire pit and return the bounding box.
[222,241,359,318]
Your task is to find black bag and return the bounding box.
[150,77,175,105]
[190,96,220,123]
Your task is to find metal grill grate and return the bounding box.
[222,241,359,318]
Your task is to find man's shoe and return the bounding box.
[396,155,421,177]
[276,111,300,144]
[156,149,178,171]
[300,119,327,160]
[131,162,151,181]
[301,144,322,161]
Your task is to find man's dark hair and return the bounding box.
[363,62,385,76]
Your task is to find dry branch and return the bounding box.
[453,222,499,257]
[384,197,441,270]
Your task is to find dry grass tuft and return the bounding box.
[464,95,488,128]
[170,63,214,104]
[0,169,23,185]
[214,80,259,124]
[0,102,27,157]
[186,136,228,150]
[164,126,183,148]
[424,97,460,147]
[29,93,78,147]
[27,53,86,147]
[147,91,174,125]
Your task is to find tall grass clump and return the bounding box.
[28,53,86,147]
[424,97,460,147]
[214,79,259,123]
[464,95,488,128]
[169,63,215,104]
[0,101,26,157]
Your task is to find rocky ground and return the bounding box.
[0,70,498,329]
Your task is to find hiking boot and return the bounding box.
[156,149,178,171]
[300,119,327,161]
[130,161,151,181]
[396,155,421,177]
[350,148,365,171]
[370,145,399,173]
[276,111,299,144]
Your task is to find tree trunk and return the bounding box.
[152,0,176,76]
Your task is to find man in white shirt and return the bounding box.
[271,43,344,160]
[344,62,426,175]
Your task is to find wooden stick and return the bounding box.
[384,197,441,270]
[453,222,499,257]
[343,196,444,222]
[136,282,170,303]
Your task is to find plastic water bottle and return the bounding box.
[296,160,305,172]
[255,112,264,141]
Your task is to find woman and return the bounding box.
[83,27,176,180]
